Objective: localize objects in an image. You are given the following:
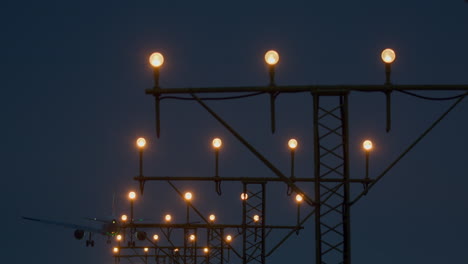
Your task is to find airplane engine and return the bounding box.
[74,229,85,240]
[136,231,147,241]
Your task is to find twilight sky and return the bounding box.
[2,1,468,263]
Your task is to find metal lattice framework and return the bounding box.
[242,182,266,264]
[313,94,350,264]
[128,82,468,264]
[106,50,468,264]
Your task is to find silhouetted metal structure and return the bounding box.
[136,46,468,264]
[136,81,468,264]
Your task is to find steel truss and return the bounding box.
[313,94,350,264]
[242,182,265,264]
[138,84,468,264]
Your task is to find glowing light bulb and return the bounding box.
[226,235,232,242]
[363,140,373,151]
[121,214,128,222]
[295,194,303,203]
[113,247,119,253]
[189,234,196,241]
[128,191,136,200]
[136,137,146,148]
[264,50,280,65]
[288,139,298,150]
[212,138,222,149]
[153,234,159,241]
[184,192,193,201]
[253,215,260,222]
[204,247,209,253]
[240,193,249,200]
[381,49,396,63]
[149,52,164,67]
[144,247,149,253]
[116,234,122,241]
[209,214,216,222]
[165,214,172,222]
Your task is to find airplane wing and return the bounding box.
[22,216,105,235]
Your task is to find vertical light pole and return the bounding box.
[381,48,396,85]
[164,214,172,238]
[381,48,396,132]
[264,50,280,133]
[136,137,147,194]
[128,191,136,223]
[287,139,298,196]
[212,138,222,195]
[189,234,197,264]
[149,52,164,138]
[182,193,194,264]
[295,194,303,234]
[153,234,160,264]
[362,140,373,192]
[113,247,120,264]
[144,247,149,264]
[203,247,209,264]
[128,191,136,247]
[116,234,122,248]
[226,234,233,261]
[184,192,193,223]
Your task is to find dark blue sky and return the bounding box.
[2,1,468,263]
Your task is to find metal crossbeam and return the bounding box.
[145,84,468,95]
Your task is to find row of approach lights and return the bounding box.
[137,137,373,152]
[149,49,396,69]
[136,137,374,178]
[149,49,397,84]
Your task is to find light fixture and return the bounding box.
[184,192,193,201]
[149,52,164,68]
[264,50,280,66]
[165,214,172,222]
[288,139,298,150]
[212,138,222,149]
[136,137,146,149]
[381,49,396,64]
[362,140,373,151]
[209,214,216,222]
[295,194,303,203]
[128,191,136,200]
[121,214,128,222]
[240,193,249,200]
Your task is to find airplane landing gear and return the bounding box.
[86,233,95,247]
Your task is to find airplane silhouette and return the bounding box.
[22,195,148,247]
[22,216,121,247]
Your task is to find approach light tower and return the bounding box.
[140,48,468,264]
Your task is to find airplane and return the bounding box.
[22,216,121,247]
[22,195,147,247]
